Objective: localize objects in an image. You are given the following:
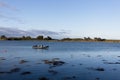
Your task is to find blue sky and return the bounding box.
[0,0,120,39]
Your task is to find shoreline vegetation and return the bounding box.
[0,35,120,42]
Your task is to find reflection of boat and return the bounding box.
[32,45,49,49]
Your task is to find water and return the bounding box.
[0,41,120,80]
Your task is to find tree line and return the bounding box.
[0,35,106,41]
[61,37,106,41]
[0,35,53,40]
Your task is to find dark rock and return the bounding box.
[87,55,91,57]
[1,58,6,60]
[0,71,12,74]
[112,68,117,71]
[38,77,49,80]
[72,65,75,66]
[21,71,31,75]
[10,68,21,72]
[0,57,6,60]
[104,62,120,64]
[48,69,58,75]
[6,72,12,74]
[79,63,83,65]
[43,60,52,64]
[95,78,100,80]
[72,76,76,78]
[102,60,107,61]
[53,61,65,66]
[63,76,76,80]
[95,68,104,71]
[63,77,72,80]
[0,72,6,74]
[19,60,28,64]
[43,59,65,67]
[87,67,105,71]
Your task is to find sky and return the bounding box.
[0,0,120,39]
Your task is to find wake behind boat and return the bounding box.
[32,45,49,49]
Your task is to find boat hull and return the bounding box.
[32,46,49,49]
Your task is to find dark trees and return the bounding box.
[44,36,52,40]
[36,35,43,40]
[0,35,7,40]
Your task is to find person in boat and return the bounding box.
[41,45,43,48]
[34,45,37,47]
[36,45,43,48]
[33,44,46,48]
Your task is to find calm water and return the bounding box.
[0,41,120,80]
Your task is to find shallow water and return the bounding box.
[0,41,120,80]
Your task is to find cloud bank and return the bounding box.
[0,27,69,39]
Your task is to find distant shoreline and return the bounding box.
[1,35,120,43]
[0,39,120,43]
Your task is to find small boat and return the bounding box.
[32,45,49,49]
